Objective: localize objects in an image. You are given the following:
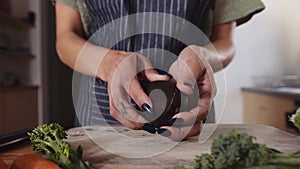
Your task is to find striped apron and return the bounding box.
[75,0,214,126]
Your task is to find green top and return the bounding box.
[56,0,265,39]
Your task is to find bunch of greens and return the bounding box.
[166,130,300,169]
[290,108,300,131]
[28,123,95,169]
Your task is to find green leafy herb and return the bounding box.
[165,165,189,169]
[194,154,215,169]
[210,130,271,169]
[28,123,95,169]
[166,130,300,169]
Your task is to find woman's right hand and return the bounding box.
[97,50,170,129]
[55,2,168,130]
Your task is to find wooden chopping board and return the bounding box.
[66,124,300,169]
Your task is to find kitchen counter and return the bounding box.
[242,86,300,102]
[242,87,300,131]
[2,124,298,169]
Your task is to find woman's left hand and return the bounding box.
[159,45,216,141]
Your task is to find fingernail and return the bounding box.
[169,118,184,126]
[184,82,194,90]
[130,99,142,111]
[139,80,148,88]
[162,73,173,79]
[156,69,173,78]
[142,123,156,134]
[141,103,152,115]
[157,128,171,137]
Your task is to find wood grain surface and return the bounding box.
[66,124,300,169]
[0,124,299,169]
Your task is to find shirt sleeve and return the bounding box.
[55,0,78,10]
[213,0,265,26]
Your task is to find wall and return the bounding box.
[217,0,300,123]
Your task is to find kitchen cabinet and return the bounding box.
[0,11,32,30]
[242,87,300,131]
[0,9,38,136]
[0,11,33,84]
[0,86,38,136]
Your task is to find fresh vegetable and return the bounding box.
[10,154,60,169]
[207,130,272,169]
[290,108,300,130]
[27,123,95,169]
[165,165,189,169]
[0,158,8,169]
[166,130,300,169]
[194,154,214,169]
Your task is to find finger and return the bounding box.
[169,89,213,128]
[108,83,146,129]
[117,53,164,109]
[109,103,144,130]
[158,122,203,141]
[126,76,153,110]
[144,68,171,82]
[109,53,153,111]
[170,72,215,127]
[199,66,217,99]
[197,71,216,113]
[171,46,211,95]
[176,80,195,95]
[138,55,171,81]
[170,107,204,126]
[170,59,197,95]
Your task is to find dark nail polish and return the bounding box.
[169,118,184,126]
[162,72,173,79]
[130,99,142,111]
[156,69,173,79]
[184,82,194,90]
[142,123,156,134]
[157,128,171,137]
[141,103,152,115]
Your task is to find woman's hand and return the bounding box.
[159,45,216,141]
[98,50,169,129]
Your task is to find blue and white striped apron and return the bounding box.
[75,0,214,126]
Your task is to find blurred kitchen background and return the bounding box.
[0,0,299,138]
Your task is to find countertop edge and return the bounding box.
[242,87,300,101]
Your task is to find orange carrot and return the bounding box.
[0,158,8,169]
[10,154,60,169]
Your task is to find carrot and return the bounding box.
[0,158,8,169]
[10,154,60,169]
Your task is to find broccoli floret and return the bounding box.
[194,154,215,169]
[211,130,270,169]
[165,165,189,169]
[28,123,95,169]
[167,128,300,169]
[194,130,300,169]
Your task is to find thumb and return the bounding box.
[176,78,195,95]
[172,59,197,95]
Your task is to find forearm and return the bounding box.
[204,37,236,72]
[55,2,113,78]
[204,21,236,72]
[56,32,110,77]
